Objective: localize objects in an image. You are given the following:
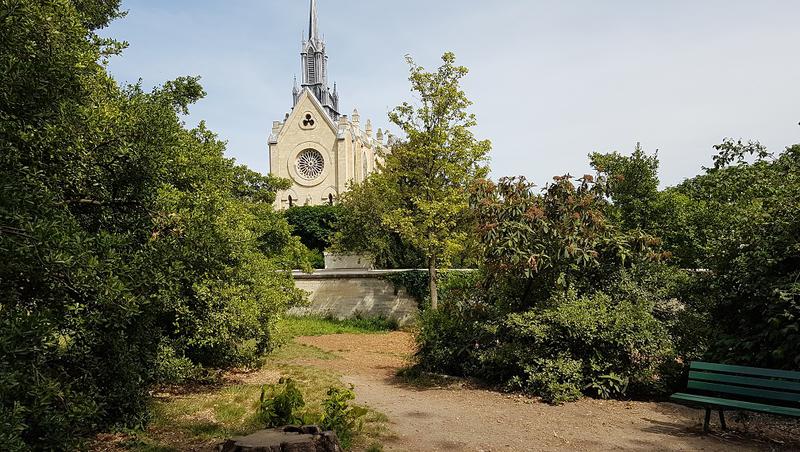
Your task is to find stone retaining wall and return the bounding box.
[289,270,419,326]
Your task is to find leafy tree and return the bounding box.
[471,175,668,308]
[590,143,660,231]
[333,177,426,269]
[414,175,677,403]
[0,0,306,447]
[671,141,799,368]
[380,52,491,309]
[596,138,800,369]
[284,205,343,252]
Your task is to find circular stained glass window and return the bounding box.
[296,149,325,180]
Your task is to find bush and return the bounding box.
[283,205,343,252]
[284,205,342,268]
[414,271,491,375]
[596,140,800,369]
[484,291,673,402]
[0,1,307,448]
[256,381,367,450]
[414,175,679,403]
[258,378,307,427]
[153,342,203,385]
[321,386,368,449]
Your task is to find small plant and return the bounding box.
[586,373,630,400]
[258,378,306,427]
[320,385,368,449]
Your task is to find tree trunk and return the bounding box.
[428,256,438,310]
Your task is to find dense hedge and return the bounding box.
[0,1,306,448]
[283,205,343,251]
[415,176,679,403]
[415,142,800,405]
[592,141,800,369]
[283,205,343,268]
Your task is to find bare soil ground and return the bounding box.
[297,332,800,452]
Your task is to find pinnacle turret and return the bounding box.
[294,0,339,120]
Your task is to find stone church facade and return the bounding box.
[269,0,389,210]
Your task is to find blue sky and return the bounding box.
[101,0,800,187]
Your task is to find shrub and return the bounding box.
[414,175,678,403]
[594,141,800,370]
[258,378,306,427]
[153,342,203,385]
[483,291,673,402]
[321,386,368,449]
[256,381,368,450]
[414,271,491,375]
[0,1,306,448]
[283,205,343,251]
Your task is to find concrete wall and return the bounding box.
[289,270,419,326]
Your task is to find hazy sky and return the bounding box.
[101,0,800,187]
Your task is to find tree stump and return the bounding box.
[218,425,342,452]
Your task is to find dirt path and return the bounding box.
[296,332,795,452]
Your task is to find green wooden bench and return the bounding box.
[670,361,800,432]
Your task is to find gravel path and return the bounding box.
[297,332,797,452]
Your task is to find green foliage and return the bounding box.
[693,143,799,369]
[321,385,368,450]
[334,53,489,303]
[284,204,343,251]
[489,291,672,402]
[258,378,306,427]
[384,270,482,310]
[415,174,677,403]
[413,271,492,375]
[0,0,307,448]
[256,380,368,450]
[593,139,800,370]
[585,372,629,400]
[590,143,660,231]
[381,52,491,308]
[153,342,203,385]
[333,178,426,269]
[471,175,667,307]
[383,271,430,303]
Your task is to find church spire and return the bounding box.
[295,0,340,120]
[309,0,319,42]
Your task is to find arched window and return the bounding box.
[288,195,294,208]
[362,151,369,178]
[328,193,334,206]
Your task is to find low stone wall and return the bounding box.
[290,270,419,326]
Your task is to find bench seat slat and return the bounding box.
[691,361,800,381]
[689,371,800,393]
[687,381,800,403]
[671,393,800,417]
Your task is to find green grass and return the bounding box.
[275,314,398,340]
[120,338,390,451]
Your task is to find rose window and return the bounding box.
[296,149,325,180]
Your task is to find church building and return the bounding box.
[268,0,388,210]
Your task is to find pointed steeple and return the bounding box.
[309,0,319,42]
[294,0,339,121]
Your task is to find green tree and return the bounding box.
[381,52,491,309]
[0,0,305,447]
[333,177,426,269]
[590,143,660,231]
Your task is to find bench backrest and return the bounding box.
[688,361,800,406]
